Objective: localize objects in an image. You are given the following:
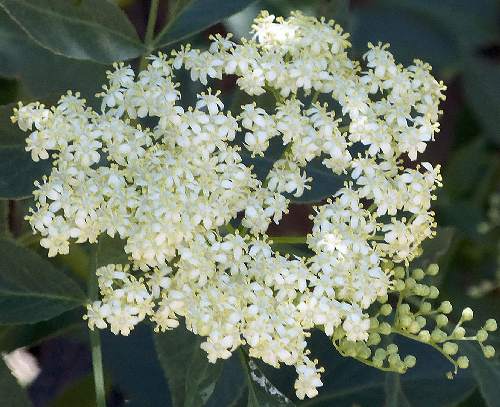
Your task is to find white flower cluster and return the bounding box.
[13,11,446,399]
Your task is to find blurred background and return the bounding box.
[0,0,499,406]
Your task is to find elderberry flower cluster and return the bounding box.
[13,11,492,400]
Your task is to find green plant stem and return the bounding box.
[139,0,160,71]
[333,342,398,373]
[394,290,405,326]
[270,236,307,244]
[0,201,9,236]
[88,243,106,407]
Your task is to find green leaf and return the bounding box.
[351,4,460,77]
[48,374,96,407]
[0,146,51,200]
[0,103,51,200]
[0,308,84,352]
[154,323,224,407]
[239,138,344,204]
[352,0,499,77]
[0,9,107,100]
[463,57,500,144]
[0,358,32,407]
[0,0,144,63]
[0,237,86,324]
[101,325,170,406]
[463,342,500,407]
[384,373,411,407]
[379,0,499,51]
[245,358,294,407]
[205,354,247,407]
[440,139,490,200]
[154,0,255,49]
[296,158,344,203]
[184,343,225,407]
[0,104,25,145]
[458,390,487,407]
[0,77,18,105]
[438,200,484,239]
[48,372,114,407]
[411,227,455,270]
[96,235,128,267]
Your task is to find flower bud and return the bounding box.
[388,354,400,366]
[453,326,466,339]
[476,329,488,342]
[400,315,412,328]
[431,328,447,343]
[374,348,387,360]
[370,318,380,329]
[418,330,431,342]
[405,278,416,290]
[394,266,405,279]
[457,356,469,369]
[428,286,440,299]
[485,319,498,332]
[400,304,410,315]
[419,302,432,314]
[426,264,439,276]
[380,304,392,316]
[436,314,448,327]
[412,268,425,280]
[368,333,381,345]
[409,321,421,334]
[443,342,458,355]
[462,307,473,321]
[387,344,398,355]
[404,355,416,368]
[394,280,405,291]
[378,294,389,304]
[416,316,427,328]
[483,345,495,358]
[379,322,392,336]
[439,301,452,314]
[416,284,430,297]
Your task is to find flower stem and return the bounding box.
[0,201,9,236]
[139,0,160,71]
[90,327,106,407]
[88,243,106,407]
[270,236,308,244]
[333,342,398,373]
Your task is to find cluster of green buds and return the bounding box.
[333,263,497,376]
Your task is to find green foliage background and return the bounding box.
[0,1,499,406]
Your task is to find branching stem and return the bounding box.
[271,236,308,244]
[139,0,161,71]
[88,243,106,407]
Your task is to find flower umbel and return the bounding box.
[13,11,494,400]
